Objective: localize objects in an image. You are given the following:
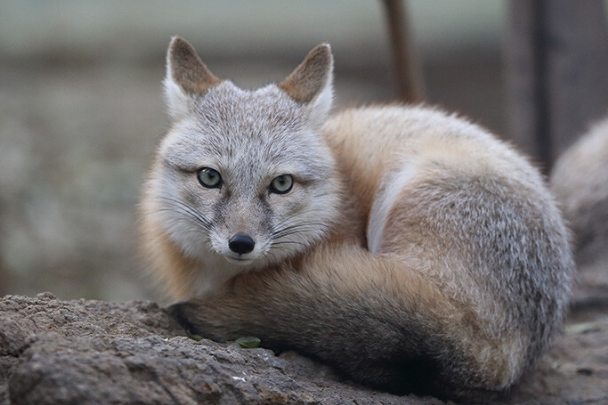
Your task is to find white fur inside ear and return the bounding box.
[306,73,334,128]
[163,74,194,121]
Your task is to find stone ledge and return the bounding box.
[1,293,607,405]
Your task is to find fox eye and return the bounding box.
[270,174,293,194]
[197,168,222,188]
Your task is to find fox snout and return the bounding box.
[228,233,255,255]
[215,228,266,266]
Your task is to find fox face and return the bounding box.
[144,38,341,285]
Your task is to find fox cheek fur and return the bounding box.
[140,37,342,299]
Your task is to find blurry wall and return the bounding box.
[0,0,503,301]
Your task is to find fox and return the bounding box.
[140,37,574,401]
[551,119,608,299]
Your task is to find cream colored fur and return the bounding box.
[140,37,574,401]
[551,119,608,300]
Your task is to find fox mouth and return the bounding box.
[224,255,255,265]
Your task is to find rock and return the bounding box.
[1,292,608,405]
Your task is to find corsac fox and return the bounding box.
[551,119,608,300]
[140,37,574,401]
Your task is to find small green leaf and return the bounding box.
[186,329,204,341]
[229,336,261,349]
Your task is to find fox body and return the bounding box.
[551,119,608,298]
[140,38,574,400]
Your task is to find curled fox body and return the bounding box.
[140,38,574,400]
[551,119,608,299]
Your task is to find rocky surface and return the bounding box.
[1,292,607,405]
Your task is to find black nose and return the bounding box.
[228,233,255,255]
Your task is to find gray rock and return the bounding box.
[1,292,607,405]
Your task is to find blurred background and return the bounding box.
[0,0,509,301]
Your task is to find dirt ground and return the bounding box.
[1,290,607,405]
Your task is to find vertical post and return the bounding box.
[0,255,7,297]
[506,0,608,170]
[381,0,425,103]
[506,0,551,167]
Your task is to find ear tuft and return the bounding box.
[167,37,222,95]
[279,44,334,127]
[278,44,333,103]
[167,37,221,95]
[163,37,222,120]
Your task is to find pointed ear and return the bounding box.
[163,37,222,120]
[279,44,334,125]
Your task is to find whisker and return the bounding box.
[153,196,213,231]
[272,224,332,241]
[271,241,308,247]
[156,196,211,225]
[156,208,211,233]
[156,196,211,221]
[270,207,324,230]
[271,222,332,237]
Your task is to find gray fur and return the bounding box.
[142,39,341,298]
[142,39,575,402]
[551,118,608,266]
[551,118,608,302]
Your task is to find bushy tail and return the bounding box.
[170,242,518,401]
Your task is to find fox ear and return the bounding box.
[279,44,334,126]
[163,37,222,120]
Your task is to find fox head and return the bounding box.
[143,37,341,286]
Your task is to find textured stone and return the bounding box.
[1,292,607,405]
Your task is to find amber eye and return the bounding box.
[197,168,222,188]
[270,174,293,194]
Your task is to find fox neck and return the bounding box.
[189,247,259,296]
